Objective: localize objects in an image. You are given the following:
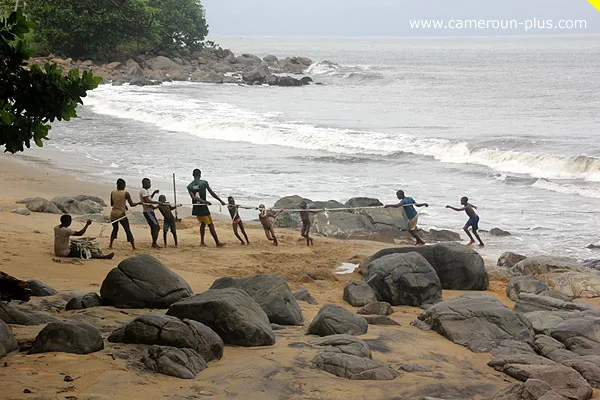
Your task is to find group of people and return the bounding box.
[53,169,484,258]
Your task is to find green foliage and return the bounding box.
[20,0,209,57]
[0,10,102,153]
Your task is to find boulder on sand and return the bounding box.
[540,272,600,299]
[357,302,393,316]
[307,304,368,337]
[361,243,488,290]
[312,352,400,380]
[29,321,104,355]
[343,281,377,307]
[293,288,318,305]
[26,280,57,297]
[507,276,550,302]
[167,288,275,347]
[311,334,372,358]
[362,252,442,308]
[24,198,61,214]
[100,254,193,309]
[0,320,18,358]
[210,274,304,326]
[0,302,55,325]
[142,345,207,379]
[65,293,103,310]
[414,293,533,352]
[109,313,223,362]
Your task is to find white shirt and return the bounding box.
[139,188,154,212]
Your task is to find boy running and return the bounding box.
[228,196,250,245]
[384,190,429,246]
[258,204,284,246]
[446,196,484,247]
[157,195,178,248]
[299,201,320,246]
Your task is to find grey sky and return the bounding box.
[202,0,600,36]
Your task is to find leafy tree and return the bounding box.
[0,10,102,153]
[148,0,208,50]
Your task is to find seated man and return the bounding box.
[54,215,114,259]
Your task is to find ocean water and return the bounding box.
[38,35,600,260]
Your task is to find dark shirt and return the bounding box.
[228,205,240,221]
[187,179,210,216]
[300,210,311,224]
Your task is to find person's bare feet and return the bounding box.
[239,241,245,245]
[152,244,161,249]
[478,243,485,248]
[217,243,226,248]
[200,243,207,247]
[467,241,476,246]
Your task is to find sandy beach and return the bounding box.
[0,154,598,400]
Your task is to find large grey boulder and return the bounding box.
[507,276,550,302]
[51,196,85,214]
[513,293,593,314]
[108,313,223,362]
[503,364,593,400]
[307,304,368,337]
[65,293,103,311]
[167,288,275,347]
[313,212,376,239]
[343,281,377,307]
[242,64,271,84]
[147,56,180,70]
[100,254,193,309]
[311,334,372,358]
[29,321,104,355]
[0,302,55,325]
[308,200,344,212]
[210,274,303,326]
[142,345,207,379]
[546,316,600,356]
[510,256,587,276]
[344,198,383,208]
[489,379,571,400]
[497,252,527,268]
[414,293,533,352]
[540,272,600,298]
[520,310,600,334]
[361,243,488,290]
[0,320,18,358]
[358,207,409,235]
[312,352,400,380]
[79,199,104,214]
[27,280,57,297]
[362,252,442,308]
[24,198,61,214]
[73,195,107,207]
[272,195,312,228]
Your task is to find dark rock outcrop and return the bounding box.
[26,280,57,297]
[312,352,400,380]
[65,293,103,311]
[507,276,550,302]
[343,281,377,307]
[142,345,207,379]
[0,302,55,325]
[0,320,18,358]
[100,254,193,309]
[510,256,586,276]
[307,304,368,337]
[210,274,303,326]
[293,288,318,305]
[29,321,104,355]
[167,288,275,347]
[498,252,527,268]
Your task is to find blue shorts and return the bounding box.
[465,216,480,231]
[143,211,159,228]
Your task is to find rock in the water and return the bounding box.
[507,276,550,302]
[26,280,57,297]
[167,288,275,347]
[546,315,600,356]
[0,320,18,358]
[513,293,592,314]
[210,274,303,326]
[362,252,442,308]
[108,313,223,361]
[100,254,193,309]
[242,64,270,83]
[312,352,399,380]
[357,302,393,316]
[0,302,55,325]
[293,288,318,305]
[29,321,104,355]
[343,281,377,307]
[415,293,533,352]
[540,272,600,299]
[24,198,61,214]
[142,345,207,379]
[503,363,593,400]
[510,256,586,276]
[65,293,102,310]
[361,243,488,290]
[307,304,368,337]
[490,228,511,237]
[498,252,527,268]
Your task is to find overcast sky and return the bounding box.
[202,0,600,36]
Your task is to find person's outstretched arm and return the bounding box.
[446,205,464,211]
[74,220,92,236]
[384,203,402,208]
[415,202,429,208]
[125,192,140,207]
[207,184,226,205]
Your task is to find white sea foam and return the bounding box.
[83,84,600,187]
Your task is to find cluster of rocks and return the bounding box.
[272,195,463,243]
[15,195,107,218]
[32,48,316,87]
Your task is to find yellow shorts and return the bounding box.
[196,215,213,225]
[408,216,419,231]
